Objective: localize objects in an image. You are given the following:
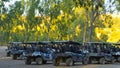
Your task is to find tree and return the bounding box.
[0,0,10,45]
[0,0,111,44]
[74,0,104,42]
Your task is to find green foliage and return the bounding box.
[0,0,115,44]
[116,0,120,11]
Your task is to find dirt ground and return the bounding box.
[0,46,120,68]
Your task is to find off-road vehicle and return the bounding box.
[84,42,115,64]
[109,43,120,62]
[52,41,89,66]
[6,42,25,60]
[24,41,55,65]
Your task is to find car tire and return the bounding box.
[19,55,23,60]
[99,58,106,64]
[12,54,17,60]
[117,57,120,62]
[88,58,92,64]
[43,60,47,64]
[6,52,10,57]
[25,58,31,65]
[53,59,60,66]
[82,57,88,65]
[66,58,74,66]
[111,57,116,64]
[36,57,43,65]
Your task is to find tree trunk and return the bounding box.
[89,0,94,42]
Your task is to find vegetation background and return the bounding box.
[0,0,120,45]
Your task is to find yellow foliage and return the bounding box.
[17,25,25,30]
[95,28,101,39]
[96,14,120,42]
[11,25,25,33]
[112,16,120,27]
[37,20,49,33]
[21,16,27,22]
[57,11,72,21]
[37,25,40,31]
[51,18,57,24]
[50,25,57,31]
[1,14,6,19]
[75,25,81,36]
[74,7,85,15]
[99,14,113,27]
[107,28,120,42]
[11,27,16,33]
[57,14,62,21]
[73,6,86,20]
[0,27,3,31]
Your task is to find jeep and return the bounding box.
[109,43,120,62]
[6,42,25,60]
[84,42,115,64]
[52,41,89,66]
[24,41,55,65]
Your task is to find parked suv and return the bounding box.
[52,41,89,66]
[84,42,115,64]
[24,41,55,65]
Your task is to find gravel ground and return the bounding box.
[0,46,120,68]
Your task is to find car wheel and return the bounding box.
[111,59,116,64]
[111,57,116,64]
[43,60,47,64]
[25,58,31,65]
[53,59,60,66]
[99,58,106,64]
[66,58,74,66]
[6,52,10,57]
[88,58,92,64]
[82,57,89,65]
[19,55,23,60]
[36,57,43,65]
[12,54,17,60]
[117,57,120,62]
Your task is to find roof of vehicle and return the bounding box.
[22,41,51,45]
[8,42,22,44]
[84,42,111,46]
[85,42,109,44]
[51,40,81,45]
[109,42,120,45]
